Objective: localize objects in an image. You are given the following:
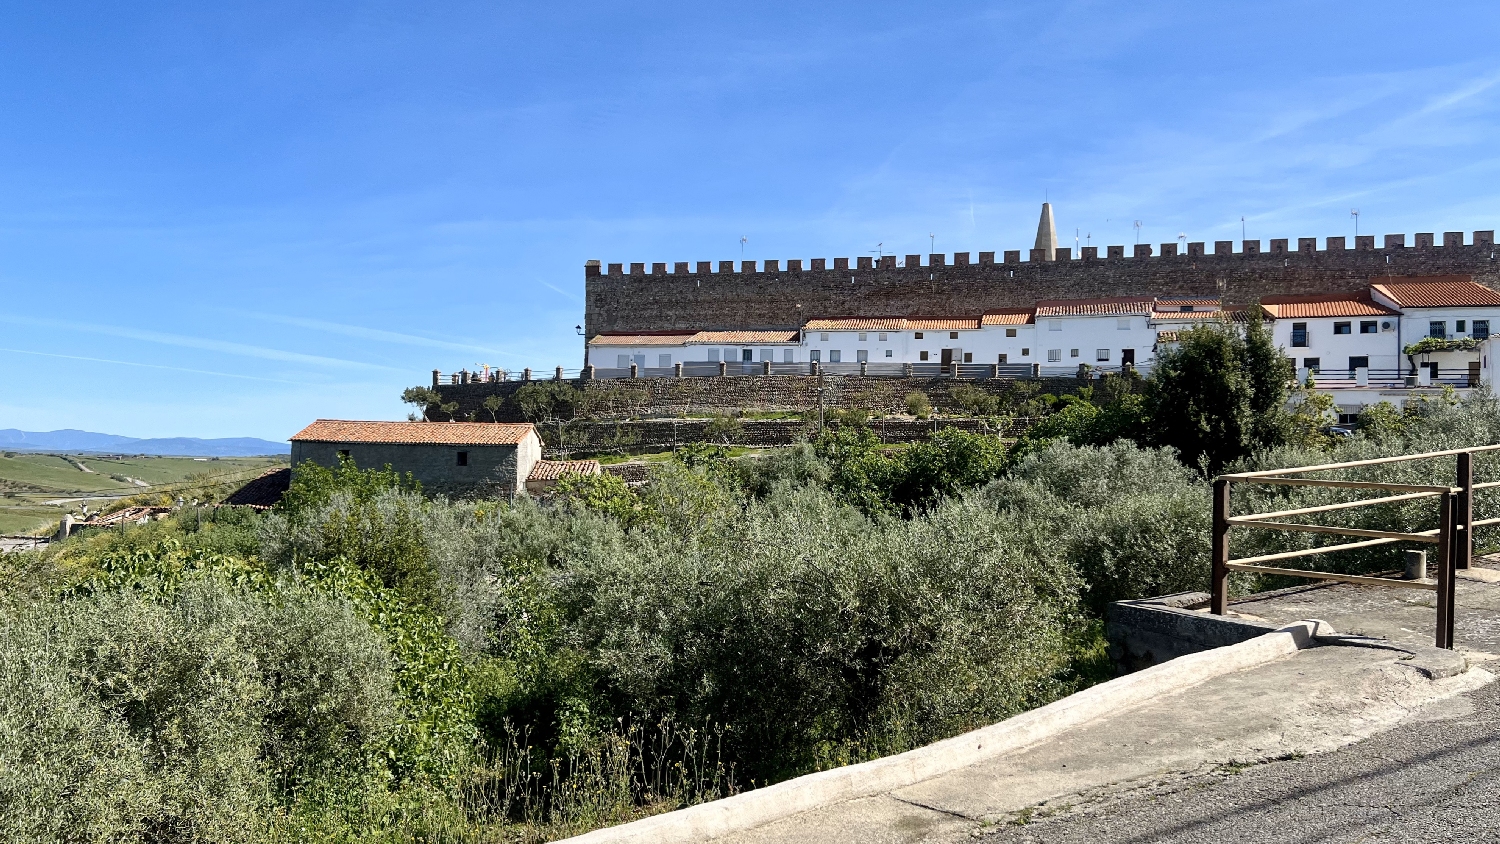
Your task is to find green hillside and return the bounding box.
[0,452,286,535]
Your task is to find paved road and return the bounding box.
[971,677,1500,844]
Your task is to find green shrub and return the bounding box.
[904,391,932,419]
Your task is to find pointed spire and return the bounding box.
[1035,202,1058,261]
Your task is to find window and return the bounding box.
[857,350,868,363]
[858,332,867,341]
[658,354,671,368]
[1047,349,1062,362]
[1117,318,1131,330]
[1096,349,1110,361]
[1430,321,1447,339]
[783,349,794,363]
[616,354,630,367]
[1021,347,1030,356]
[741,349,753,362]
[919,350,929,361]
[337,449,350,459]
[1349,356,1369,371]
[1475,320,1491,340]
[1179,305,1193,312]
[878,332,888,341]
[1333,322,1351,335]
[829,350,841,362]
[1070,349,1080,358]
[1048,320,1062,332]
[809,350,821,362]
[998,353,1009,364]
[759,349,773,362]
[963,352,973,363]
[456,451,468,467]
[1303,357,1320,372]
[949,331,959,339]
[1458,320,1467,333]
[1291,322,1309,347]
[884,349,892,357]
[708,349,719,362]
[914,331,924,339]
[1360,321,1378,334]
[1006,328,1018,337]
[820,332,830,341]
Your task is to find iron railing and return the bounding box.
[1211,445,1500,649]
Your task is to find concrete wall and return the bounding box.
[1105,592,1280,673]
[291,432,541,498]
[585,233,1500,336]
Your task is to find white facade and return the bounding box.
[1034,299,1159,371]
[1269,315,1399,374]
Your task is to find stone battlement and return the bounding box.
[584,229,1500,335]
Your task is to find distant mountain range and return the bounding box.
[0,429,289,457]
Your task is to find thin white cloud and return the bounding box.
[542,281,582,302]
[0,314,399,372]
[233,310,517,358]
[0,347,309,384]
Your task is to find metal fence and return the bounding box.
[1211,445,1500,649]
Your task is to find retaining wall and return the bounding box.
[543,416,1031,457]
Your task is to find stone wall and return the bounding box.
[544,416,1033,457]
[289,438,537,498]
[585,232,1500,334]
[434,374,1093,423]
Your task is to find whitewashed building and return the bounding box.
[1032,298,1157,372]
[1260,292,1402,377]
[1371,278,1500,383]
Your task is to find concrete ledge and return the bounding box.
[1107,592,1281,671]
[558,621,1321,844]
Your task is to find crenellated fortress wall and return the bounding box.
[584,231,1500,335]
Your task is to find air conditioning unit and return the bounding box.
[1381,320,1395,332]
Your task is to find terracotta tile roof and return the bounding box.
[803,317,982,331]
[527,459,603,482]
[1260,292,1398,319]
[1155,330,1181,343]
[589,332,695,347]
[291,420,536,446]
[1150,310,1225,322]
[905,317,982,330]
[222,468,290,509]
[1153,299,1221,311]
[687,330,801,344]
[1370,277,1500,308]
[981,309,1035,326]
[1035,298,1154,317]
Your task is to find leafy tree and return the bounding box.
[516,381,584,455]
[1143,324,1256,473]
[482,394,504,422]
[400,386,442,421]
[1241,304,1293,447]
[702,412,744,445]
[905,391,932,419]
[949,384,1000,416]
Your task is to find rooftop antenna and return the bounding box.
[1178,232,1187,249]
[1351,208,1360,238]
[740,236,747,257]
[875,242,884,258]
[1241,216,1246,241]
[1075,227,1080,253]
[1086,232,1092,247]
[1133,220,1143,245]
[929,233,935,253]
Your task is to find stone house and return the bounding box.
[289,420,542,498]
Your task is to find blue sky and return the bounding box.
[4,1,1500,441]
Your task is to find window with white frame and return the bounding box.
[998,353,1008,364]
[1047,349,1061,361]
[829,350,841,362]
[810,350,821,362]
[857,350,868,363]
[878,332,888,341]
[820,332,830,341]
[858,332,867,341]
[920,350,929,361]
[1070,349,1079,357]
[949,331,959,339]
[884,349,893,357]
[1021,348,1030,356]
[1096,349,1110,361]
[1006,328,1017,337]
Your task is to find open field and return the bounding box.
[0,452,287,535]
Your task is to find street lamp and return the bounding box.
[576,324,587,369]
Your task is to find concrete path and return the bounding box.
[714,644,1492,844]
